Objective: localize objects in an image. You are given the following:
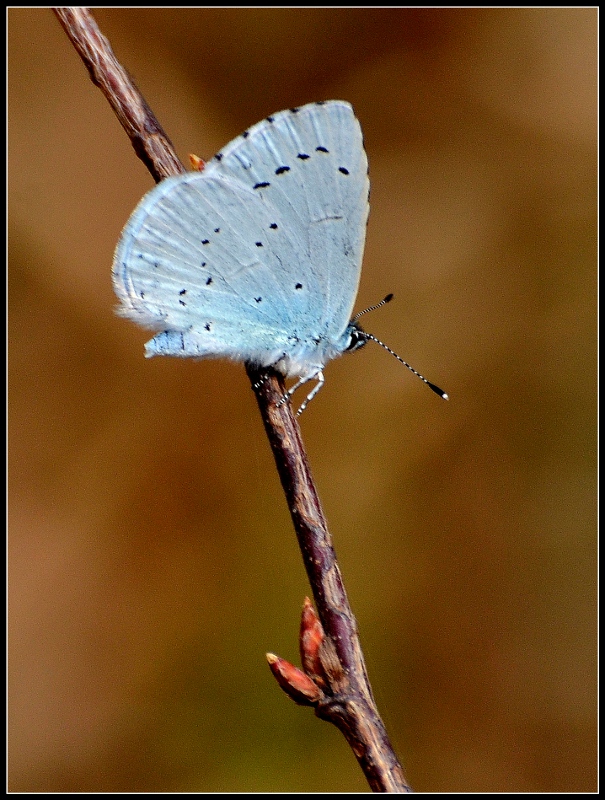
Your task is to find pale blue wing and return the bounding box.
[112,101,368,367]
[113,172,306,361]
[205,101,369,336]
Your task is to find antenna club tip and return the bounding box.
[384,293,394,303]
[427,381,448,400]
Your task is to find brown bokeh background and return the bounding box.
[8,8,596,792]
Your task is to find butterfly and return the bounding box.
[113,101,446,413]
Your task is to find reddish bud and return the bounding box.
[266,652,322,706]
[300,597,328,690]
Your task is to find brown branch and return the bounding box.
[54,7,184,182]
[249,367,412,793]
[53,8,412,792]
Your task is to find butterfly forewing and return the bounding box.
[207,101,369,337]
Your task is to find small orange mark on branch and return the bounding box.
[188,153,205,172]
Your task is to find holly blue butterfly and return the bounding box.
[113,100,447,413]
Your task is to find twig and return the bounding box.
[53,8,412,792]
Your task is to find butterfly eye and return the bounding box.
[345,326,367,353]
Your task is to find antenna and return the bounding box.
[351,293,394,323]
[353,295,449,401]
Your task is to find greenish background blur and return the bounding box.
[8,8,596,792]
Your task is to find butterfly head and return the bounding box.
[345,322,368,353]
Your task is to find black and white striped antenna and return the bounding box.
[352,294,448,401]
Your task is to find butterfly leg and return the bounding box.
[296,372,325,415]
[275,381,300,409]
[275,370,325,415]
[251,372,270,391]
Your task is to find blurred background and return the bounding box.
[8,8,596,792]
